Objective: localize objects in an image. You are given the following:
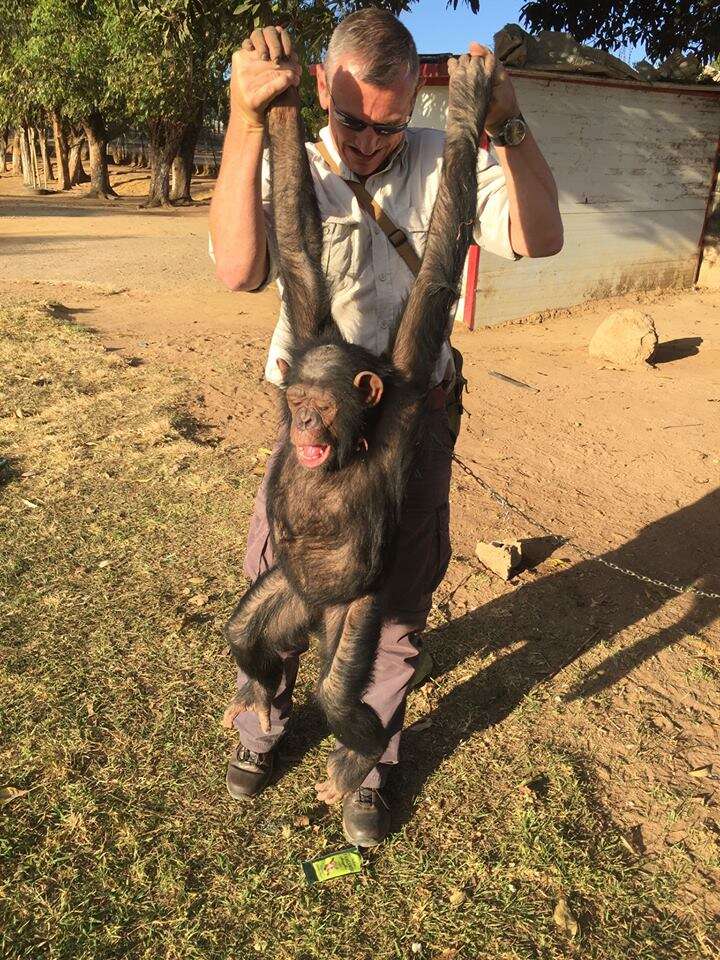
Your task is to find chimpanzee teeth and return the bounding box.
[298,445,329,462]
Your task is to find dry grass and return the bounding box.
[0,301,713,959]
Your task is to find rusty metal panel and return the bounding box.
[412,78,720,326]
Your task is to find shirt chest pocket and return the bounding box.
[394,205,429,265]
[322,219,362,283]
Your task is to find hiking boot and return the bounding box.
[226,744,275,799]
[342,787,391,847]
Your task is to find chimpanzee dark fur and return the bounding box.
[224,54,493,803]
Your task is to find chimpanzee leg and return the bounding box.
[223,566,314,734]
[315,595,389,804]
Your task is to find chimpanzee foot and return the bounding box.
[315,744,380,806]
[221,680,273,733]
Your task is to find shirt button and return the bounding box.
[378,273,387,282]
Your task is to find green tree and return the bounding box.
[22,0,123,196]
[0,0,41,184]
[519,1,720,64]
[105,0,244,207]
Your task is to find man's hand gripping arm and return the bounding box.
[209,26,301,291]
[471,41,563,258]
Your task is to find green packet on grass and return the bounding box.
[301,847,363,883]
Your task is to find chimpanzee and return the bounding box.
[223,52,492,804]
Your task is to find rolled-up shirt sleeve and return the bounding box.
[473,148,519,261]
[264,310,295,384]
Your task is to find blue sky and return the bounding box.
[400,0,646,63]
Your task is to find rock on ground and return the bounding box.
[588,308,658,368]
[475,540,522,580]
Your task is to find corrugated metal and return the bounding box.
[411,77,720,326]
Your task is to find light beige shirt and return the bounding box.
[221,124,518,386]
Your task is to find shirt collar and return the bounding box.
[317,125,409,182]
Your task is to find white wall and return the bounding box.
[412,76,720,326]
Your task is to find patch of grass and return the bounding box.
[0,301,713,959]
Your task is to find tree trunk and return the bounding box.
[51,112,71,190]
[69,131,90,185]
[29,127,43,189]
[170,117,200,205]
[141,118,184,208]
[12,132,22,175]
[19,125,34,187]
[82,111,116,199]
[0,125,9,173]
[110,140,128,165]
[37,127,52,187]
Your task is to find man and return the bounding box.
[209,10,562,846]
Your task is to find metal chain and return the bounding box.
[451,453,720,601]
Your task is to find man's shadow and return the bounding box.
[390,486,720,825]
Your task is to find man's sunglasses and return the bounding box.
[330,94,411,137]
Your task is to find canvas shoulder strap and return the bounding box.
[314,140,421,278]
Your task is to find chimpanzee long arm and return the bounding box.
[392,57,492,388]
[267,89,333,342]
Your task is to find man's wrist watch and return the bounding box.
[487,114,527,148]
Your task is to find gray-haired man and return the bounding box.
[210,9,562,845]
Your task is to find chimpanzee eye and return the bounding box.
[286,386,305,405]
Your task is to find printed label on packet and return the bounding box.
[301,847,363,883]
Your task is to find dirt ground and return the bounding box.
[2,169,719,923]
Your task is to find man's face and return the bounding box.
[317,58,419,177]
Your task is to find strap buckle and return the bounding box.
[388,228,408,248]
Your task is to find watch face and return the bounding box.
[505,117,527,146]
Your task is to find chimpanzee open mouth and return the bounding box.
[296,443,332,468]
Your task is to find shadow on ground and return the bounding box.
[391,487,720,826]
[652,336,703,364]
[263,489,720,822]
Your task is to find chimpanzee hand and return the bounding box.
[315,746,353,805]
[230,25,301,130]
[448,42,520,135]
[222,680,273,733]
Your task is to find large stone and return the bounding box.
[475,540,522,580]
[588,309,658,368]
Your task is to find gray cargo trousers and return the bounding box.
[233,405,453,788]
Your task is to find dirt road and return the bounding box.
[2,170,719,918]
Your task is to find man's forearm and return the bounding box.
[495,130,563,258]
[209,117,268,291]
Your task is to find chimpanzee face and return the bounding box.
[285,381,339,469]
[281,344,384,471]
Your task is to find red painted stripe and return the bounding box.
[694,133,720,285]
[418,64,720,98]
[462,131,489,332]
[463,245,480,331]
[310,59,720,98]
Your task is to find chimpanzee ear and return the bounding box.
[353,371,384,406]
[276,357,291,382]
